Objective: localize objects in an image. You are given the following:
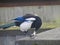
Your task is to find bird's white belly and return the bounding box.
[20,21,33,32]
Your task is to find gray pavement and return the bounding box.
[16,28,60,40]
[35,27,60,40]
[0,28,60,45]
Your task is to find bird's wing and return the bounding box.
[25,17,36,21]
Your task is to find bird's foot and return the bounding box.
[30,34,36,39]
[29,31,36,38]
[23,31,28,35]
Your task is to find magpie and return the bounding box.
[0,14,42,37]
[14,14,42,36]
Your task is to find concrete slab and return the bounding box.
[35,27,60,40]
[15,28,60,45]
[0,28,60,45]
[16,28,60,40]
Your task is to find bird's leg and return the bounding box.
[30,31,36,37]
[23,31,28,35]
[32,31,36,36]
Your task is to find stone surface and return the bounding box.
[16,28,60,40]
[0,28,60,45]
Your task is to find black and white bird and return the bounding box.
[14,14,42,36]
[0,14,42,37]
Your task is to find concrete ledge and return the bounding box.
[16,40,60,45]
[15,28,60,45]
[16,28,60,40]
[35,28,60,40]
[0,28,60,45]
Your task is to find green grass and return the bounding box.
[41,18,60,29]
[41,22,60,29]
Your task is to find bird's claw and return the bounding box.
[30,34,34,37]
[29,34,36,39]
[23,31,28,35]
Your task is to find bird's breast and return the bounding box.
[20,21,33,31]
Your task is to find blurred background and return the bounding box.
[0,5,60,30]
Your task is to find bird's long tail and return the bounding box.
[0,22,15,29]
